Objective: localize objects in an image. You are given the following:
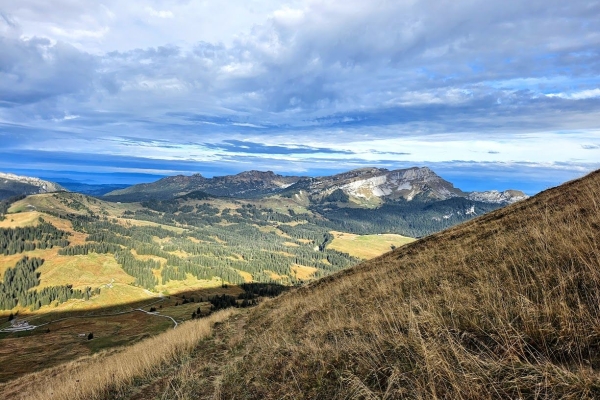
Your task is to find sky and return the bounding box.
[1,0,599,194]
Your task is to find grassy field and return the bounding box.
[328,230,415,259]
[0,211,41,228]
[155,274,228,293]
[9,193,139,218]
[291,264,317,280]
[118,218,186,233]
[39,253,135,290]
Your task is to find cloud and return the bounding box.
[145,7,174,19]
[0,0,599,191]
[202,139,355,155]
[548,89,600,100]
[0,36,96,105]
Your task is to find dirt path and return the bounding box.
[127,310,248,400]
[134,308,178,328]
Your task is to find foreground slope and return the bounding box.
[5,170,600,399]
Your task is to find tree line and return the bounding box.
[0,218,70,255]
[0,256,98,310]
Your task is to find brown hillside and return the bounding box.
[219,169,600,399]
[5,169,600,399]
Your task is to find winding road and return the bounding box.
[0,297,179,333]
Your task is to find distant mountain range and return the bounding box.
[103,170,300,201]
[0,172,65,200]
[0,168,528,237]
[103,166,527,205]
[0,168,527,205]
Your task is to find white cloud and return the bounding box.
[547,88,600,100]
[50,26,109,39]
[145,7,174,19]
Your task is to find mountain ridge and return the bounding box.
[104,166,528,205]
[0,172,66,200]
[103,170,302,201]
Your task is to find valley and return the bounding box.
[0,166,529,388]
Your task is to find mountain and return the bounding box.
[103,170,302,201]
[283,166,526,205]
[104,167,527,207]
[10,169,600,399]
[280,167,528,237]
[0,172,65,200]
[101,167,527,237]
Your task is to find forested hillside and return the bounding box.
[0,182,514,316]
[0,192,364,315]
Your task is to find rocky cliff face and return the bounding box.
[284,167,526,205]
[467,190,528,204]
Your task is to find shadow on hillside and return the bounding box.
[0,282,290,384]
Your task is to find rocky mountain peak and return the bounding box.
[103,166,528,205]
[0,172,65,199]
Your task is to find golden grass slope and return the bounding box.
[6,170,600,399]
[215,170,600,399]
[328,230,415,259]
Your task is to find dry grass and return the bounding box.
[0,309,235,400]
[291,264,318,280]
[213,170,600,399]
[328,231,415,259]
[119,218,186,233]
[155,274,233,293]
[38,253,134,290]
[0,211,41,228]
[236,269,253,282]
